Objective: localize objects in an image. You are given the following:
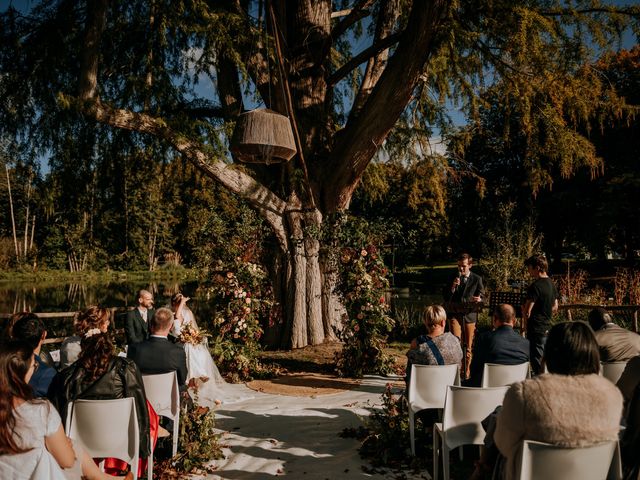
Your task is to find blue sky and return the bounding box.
[1,0,637,170]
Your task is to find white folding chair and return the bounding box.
[143,372,181,457]
[518,439,621,480]
[65,398,140,478]
[433,385,509,480]
[481,362,530,387]
[601,362,628,385]
[407,363,459,456]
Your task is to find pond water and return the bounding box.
[0,278,476,342]
[0,276,216,339]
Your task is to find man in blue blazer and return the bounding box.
[467,303,530,387]
[127,307,188,389]
[125,289,155,345]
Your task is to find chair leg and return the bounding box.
[443,444,450,480]
[132,457,139,479]
[147,450,153,480]
[409,409,416,456]
[172,418,179,457]
[433,426,439,480]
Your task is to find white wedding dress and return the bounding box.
[172,307,253,406]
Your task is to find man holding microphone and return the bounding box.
[443,253,485,379]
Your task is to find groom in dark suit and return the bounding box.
[127,307,188,389]
[125,289,155,345]
[467,304,530,387]
[443,252,485,379]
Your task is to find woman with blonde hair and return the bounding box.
[405,305,463,386]
[0,341,132,479]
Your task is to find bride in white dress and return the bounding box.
[170,293,252,406]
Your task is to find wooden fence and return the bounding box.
[0,308,128,344]
[1,301,639,344]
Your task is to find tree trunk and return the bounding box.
[319,248,342,341]
[263,201,343,349]
[6,164,20,259]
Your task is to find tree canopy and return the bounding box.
[1,0,639,346]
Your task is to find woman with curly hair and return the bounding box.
[0,341,132,479]
[48,321,157,477]
[59,306,111,369]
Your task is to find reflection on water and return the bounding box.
[0,278,214,338]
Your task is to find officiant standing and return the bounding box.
[443,252,485,379]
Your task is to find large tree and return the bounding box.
[1,0,638,347]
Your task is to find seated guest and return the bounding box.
[128,307,188,389]
[60,306,111,369]
[406,305,462,386]
[622,380,640,479]
[494,321,623,480]
[618,355,640,415]
[48,325,156,466]
[588,307,640,362]
[466,304,530,387]
[10,313,57,397]
[0,341,132,480]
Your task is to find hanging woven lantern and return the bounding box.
[230,109,297,164]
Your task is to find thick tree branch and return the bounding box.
[217,0,285,112]
[326,0,451,212]
[168,106,226,118]
[327,31,401,86]
[66,96,289,249]
[216,46,244,118]
[331,9,354,19]
[539,7,640,17]
[331,0,376,39]
[78,0,108,100]
[350,0,400,120]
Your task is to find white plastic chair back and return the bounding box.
[65,398,139,478]
[518,439,621,480]
[441,385,509,450]
[433,385,509,480]
[408,364,460,412]
[143,372,180,456]
[601,362,628,385]
[481,362,530,387]
[407,363,459,456]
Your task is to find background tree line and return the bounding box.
[1,1,639,348]
[2,47,638,275]
[0,145,266,271]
